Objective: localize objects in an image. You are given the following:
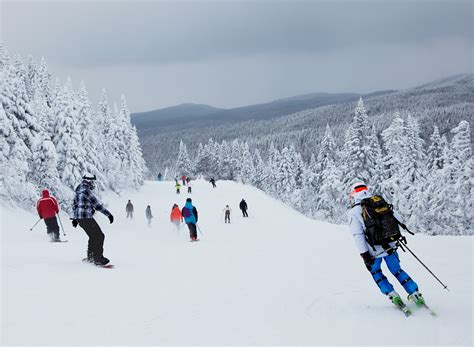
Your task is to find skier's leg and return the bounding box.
[385,252,418,295]
[191,224,197,239]
[369,257,395,295]
[44,217,60,240]
[79,219,105,262]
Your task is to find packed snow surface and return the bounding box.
[1,180,472,345]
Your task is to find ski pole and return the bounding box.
[57,215,67,236]
[197,224,203,237]
[397,241,449,291]
[29,218,41,231]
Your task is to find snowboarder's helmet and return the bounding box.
[83,173,97,189]
[349,181,368,203]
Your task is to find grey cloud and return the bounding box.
[2,0,472,67]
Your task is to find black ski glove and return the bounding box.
[360,251,374,271]
[108,215,114,224]
[72,219,78,228]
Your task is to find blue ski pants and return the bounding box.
[368,252,418,295]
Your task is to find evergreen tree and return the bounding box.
[175,140,193,176]
[52,82,86,190]
[450,120,472,233]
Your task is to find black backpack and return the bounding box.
[359,195,402,250]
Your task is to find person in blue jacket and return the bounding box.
[181,198,198,241]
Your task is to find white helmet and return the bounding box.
[349,181,369,204]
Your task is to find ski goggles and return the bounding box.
[349,185,368,200]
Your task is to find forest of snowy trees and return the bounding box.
[174,99,472,236]
[0,44,147,212]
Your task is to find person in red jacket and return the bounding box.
[36,189,61,242]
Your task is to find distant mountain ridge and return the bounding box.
[135,74,473,175]
[132,90,397,130]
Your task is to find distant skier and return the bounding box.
[239,199,248,217]
[187,179,192,193]
[348,181,425,313]
[126,200,134,218]
[145,205,153,227]
[209,177,216,188]
[71,174,114,266]
[157,172,162,181]
[36,189,61,242]
[182,198,199,241]
[175,182,181,194]
[170,204,183,231]
[181,175,187,186]
[186,176,191,184]
[223,205,232,223]
[174,176,178,184]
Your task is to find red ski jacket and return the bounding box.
[36,190,59,219]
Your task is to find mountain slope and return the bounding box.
[2,180,472,345]
[137,74,473,174]
[132,91,396,133]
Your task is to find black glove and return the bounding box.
[108,215,114,224]
[360,251,374,271]
[72,219,78,228]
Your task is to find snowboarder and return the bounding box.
[181,175,187,186]
[157,172,162,181]
[209,177,216,188]
[239,199,248,217]
[36,189,61,242]
[187,179,192,194]
[146,205,153,227]
[175,181,181,194]
[182,198,198,241]
[170,204,183,231]
[126,200,134,218]
[71,174,114,266]
[348,181,425,312]
[223,205,232,223]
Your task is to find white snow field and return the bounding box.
[1,180,472,346]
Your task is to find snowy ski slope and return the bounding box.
[1,180,472,345]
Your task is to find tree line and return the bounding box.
[174,99,472,235]
[0,44,147,212]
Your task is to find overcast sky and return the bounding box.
[1,0,472,112]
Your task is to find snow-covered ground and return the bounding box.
[1,180,472,345]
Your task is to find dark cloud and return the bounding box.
[1,0,472,110]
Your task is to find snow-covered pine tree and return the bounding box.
[218,140,233,180]
[0,93,37,206]
[427,125,446,171]
[76,81,106,190]
[175,140,193,177]
[52,81,86,190]
[239,142,255,184]
[252,148,268,190]
[449,120,473,233]
[380,114,406,207]
[398,114,427,225]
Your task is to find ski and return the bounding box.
[50,240,68,243]
[392,298,412,317]
[417,303,437,317]
[97,264,114,269]
[190,239,200,242]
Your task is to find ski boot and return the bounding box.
[94,257,110,266]
[407,290,425,307]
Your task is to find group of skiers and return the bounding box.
[33,173,429,312]
[175,175,193,194]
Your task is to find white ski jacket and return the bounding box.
[348,189,403,258]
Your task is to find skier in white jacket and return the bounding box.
[348,181,425,309]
